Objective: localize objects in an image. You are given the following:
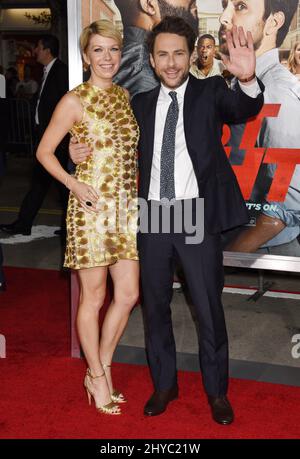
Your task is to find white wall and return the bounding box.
[0,74,5,98]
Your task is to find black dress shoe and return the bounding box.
[0,223,31,236]
[208,396,234,425]
[144,385,179,416]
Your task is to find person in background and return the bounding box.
[190,34,225,79]
[288,41,300,82]
[5,67,19,98]
[0,35,69,238]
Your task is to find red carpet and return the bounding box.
[0,266,299,439]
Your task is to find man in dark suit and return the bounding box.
[0,35,69,236]
[131,17,264,424]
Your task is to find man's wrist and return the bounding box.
[237,73,256,84]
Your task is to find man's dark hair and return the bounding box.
[147,16,196,55]
[197,34,216,46]
[39,34,59,57]
[263,0,298,47]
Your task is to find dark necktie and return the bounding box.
[160,91,179,201]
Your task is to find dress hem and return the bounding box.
[63,255,139,270]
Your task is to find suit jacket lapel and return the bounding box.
[183,76,197,141]
[144,85,160,168]
[145,78,197,160]
[41,59,58,96]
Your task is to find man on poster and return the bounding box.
[113,0,199,96]
[190,33,226,79]
[218,0,300,255]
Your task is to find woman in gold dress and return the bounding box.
[37,20,139,415]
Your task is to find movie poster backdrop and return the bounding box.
[81,0,300,260]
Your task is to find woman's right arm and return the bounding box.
[36,93,99,212]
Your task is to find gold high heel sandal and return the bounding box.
[84,368,121,415]
[102,363,127,404]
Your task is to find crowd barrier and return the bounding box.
[7,98,34,155]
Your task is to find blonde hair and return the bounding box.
[80,20,122,69]
[287,41,300,75]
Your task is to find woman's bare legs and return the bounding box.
[77,266,119,411]
[99,259,139,396]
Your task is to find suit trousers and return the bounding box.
[16,126,69,231]
[138,199,229,397]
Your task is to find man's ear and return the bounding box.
[44,47,51,58]
[264,11,285,37]
[149,53,155,69]
[139,0,160,18]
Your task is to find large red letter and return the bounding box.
[223,105,282,199]
[231,148,265,199]
[264,149,300,201]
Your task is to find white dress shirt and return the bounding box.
[35,57,57,125]
[148,76,261,201]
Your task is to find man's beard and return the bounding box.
[218,24,263,55]
[159,68,190,89]
[158,0,199,34]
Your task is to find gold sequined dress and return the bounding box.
[64,83,139,269]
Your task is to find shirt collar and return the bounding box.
[160,76,189,101]
[44,57,57,74]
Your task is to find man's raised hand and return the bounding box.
[220,25,256,82]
